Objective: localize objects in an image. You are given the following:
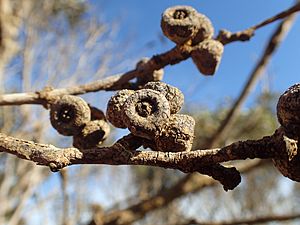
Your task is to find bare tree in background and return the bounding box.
[1,1,300,225]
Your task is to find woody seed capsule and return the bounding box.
[191,39,224,75]
[155,114,195,152]
[123,89,171,139]
[143,81,184,114]
[106,90,134,128]
[73,120,110,149]
[50,95,91,136]
[161,5,214,45]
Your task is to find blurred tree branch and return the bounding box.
[176,213,300,225]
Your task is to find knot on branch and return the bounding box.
[216,28,255,45]
[161,5,214,45]
[191,39,224,75]
[50,95,91,136]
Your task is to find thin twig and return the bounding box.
[176,213,300,225]
[60,169,70,225]
[0,128,284,189]
[209,13,295,148]
[93,14,297,225]
[0,45,191,106]
[217,2,299,44]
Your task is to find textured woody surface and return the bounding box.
[155,114,195,152]
[191,39,224,75]
[50,95,91,136]
[73,120,110,149]
[143,81,184,114]
[123,89,171,139]
[106,90,134,128]
[277,83,300,136]
[274,84,300,181]
[161,5,214,45]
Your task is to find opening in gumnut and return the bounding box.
[57,105,75,123]
[173,9,188,20]
[136,99,157,117]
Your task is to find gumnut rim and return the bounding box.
[50,95,91,136]
[161,5,214,45]
[143,81,184,114]
[123,89,171,139]
[106,89,135,128]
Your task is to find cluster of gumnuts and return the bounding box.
[48,62,195,153]
[106,81,195,152]
[49,95,110,149]
[161,5,224,75]
[47,4,300,182]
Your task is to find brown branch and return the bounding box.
[192,14,295,194]
[0,45,191,106]
[94,15,297,225]
[177,213,300,225]
[1,3,299,106]
[208,13,295,148]
[217,2,299,45]
[0,131,279,173]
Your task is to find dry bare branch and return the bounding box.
[176,213,300,225]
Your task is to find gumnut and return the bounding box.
[277,83,300,136]
[155,114,195,152]
[50,95,91,136]
[143,81,184,114]
[191,39,224,75]
[123,89,171,139]
[73,120,110,149]
[106,90,135,128]
[161,5,214,45]
[272,84,300,182]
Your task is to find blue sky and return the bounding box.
[90,0,300,109]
